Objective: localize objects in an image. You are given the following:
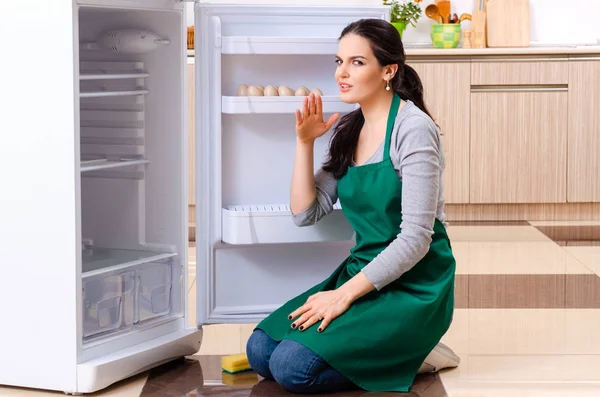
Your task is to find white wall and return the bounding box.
[188,0,599,45]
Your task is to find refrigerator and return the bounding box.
[0,0,389,394]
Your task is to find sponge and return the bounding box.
[221,353,252,374]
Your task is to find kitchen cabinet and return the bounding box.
[470,88,568,203]
[471,59,568,85]
[567,59,600,202]
[408,60,471,204]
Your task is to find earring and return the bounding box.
[385,80,391,91]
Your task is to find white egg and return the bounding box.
[310,88,323,96]
[247,85,264,96]
[295,86,310,96]
[278,86,295,96]
[264,85,279,96]
[236,84,248,96]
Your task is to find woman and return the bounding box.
[246,18,459,393]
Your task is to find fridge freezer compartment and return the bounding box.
[221,36,339,54]
[221,95,356,114]
[221,204,354,244]
[83,271,135,339]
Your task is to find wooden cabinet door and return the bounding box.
[408,61,471,204]
[567,60,600,202]
[470,89,568,203]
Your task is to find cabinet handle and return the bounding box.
[470,57,568,62]
[471,85,568,93]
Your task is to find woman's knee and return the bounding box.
[269,339,320,393]
[245,329,278,379]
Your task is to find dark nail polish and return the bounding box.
[299,326,304,331]
[291,323,296,328]
[288,315,292,320]
[318,328,322,332]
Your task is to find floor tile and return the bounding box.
[468,309,566,355]
[440,309,469,355]
[0,373,148,397]
[467,241,592,274]
[564,247,600,275]
[534,225,600,245]
[442,381,600,397]
[564,309,600,354]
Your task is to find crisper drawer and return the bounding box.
[82,271,135,339]
[471,59,568,85]
[135,261,174,324]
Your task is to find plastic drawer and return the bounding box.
[82,271,134,339]
[135,262,173,323]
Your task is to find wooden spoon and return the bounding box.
[437,1,451,23]
[425,4,443,24]
[459,13,472,22]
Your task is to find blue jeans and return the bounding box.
[246,329,359,393]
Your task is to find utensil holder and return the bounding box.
[431,24,462,49]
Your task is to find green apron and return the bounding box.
[256,93,456,392]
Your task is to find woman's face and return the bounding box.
[335,33,391,104]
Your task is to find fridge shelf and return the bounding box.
[80,157,149,173]
[221,36,339,54]
[80,89,149,98]
[221,203,354,244]
[221,95,356,114]
[82,246,176,278]
[80,71,150,81]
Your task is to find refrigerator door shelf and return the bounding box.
[221,204,354,245]
[221,95,357,115]
[221,36,340,55]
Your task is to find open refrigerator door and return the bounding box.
[192,3,388,327]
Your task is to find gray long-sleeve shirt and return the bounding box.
[293,100,448,291]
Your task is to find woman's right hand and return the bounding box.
[295,93,340,144]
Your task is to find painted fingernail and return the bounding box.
[288,315,292,320]
[299,326,304,331]
[291,323,296,328]
[318,328,322,333]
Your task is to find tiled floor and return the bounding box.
[3,221,600,396]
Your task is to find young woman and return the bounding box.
[246,18,459,393]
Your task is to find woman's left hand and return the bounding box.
[288,290,351,333]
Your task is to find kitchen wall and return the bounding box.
[189,0,599,46]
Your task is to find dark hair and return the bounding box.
[322,18,435,179]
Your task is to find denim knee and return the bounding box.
[269,339,320,393]
[246,329,278,380]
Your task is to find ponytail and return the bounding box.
[393,64,435,123]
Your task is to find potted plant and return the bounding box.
[384,0,423,38]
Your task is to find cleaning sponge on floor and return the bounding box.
[221,353,252,374]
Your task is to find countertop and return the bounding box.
[186,45,600,60]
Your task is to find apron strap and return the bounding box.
[383,93,401,161]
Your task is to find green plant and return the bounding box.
[384,0,423,28]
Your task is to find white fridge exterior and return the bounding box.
[0,0,388,394]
